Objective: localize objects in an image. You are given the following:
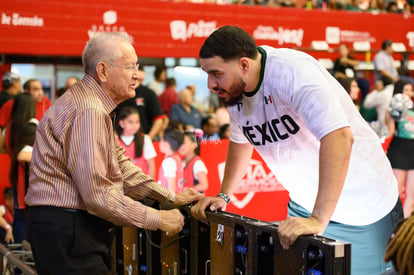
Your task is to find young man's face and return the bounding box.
[201,56,246,106]
[27,80,44,103]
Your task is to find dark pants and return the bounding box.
[26,206,115,275]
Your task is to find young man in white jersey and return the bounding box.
[191,25,403,275]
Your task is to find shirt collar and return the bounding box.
[82,73,117,115]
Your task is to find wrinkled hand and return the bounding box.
[4,228,13,244]
[277,216,325,250]
[191,196,227,223]
[172,188,204,208]
[159,209,185,235]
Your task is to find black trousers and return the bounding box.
[26,206,115,275]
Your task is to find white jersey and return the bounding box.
[229,46,398,225]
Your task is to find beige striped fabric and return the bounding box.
[25,74,170,230]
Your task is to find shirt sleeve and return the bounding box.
[68,109,171,230]
[144,88,164,121]
[143,135,157,160]
[162,158,177,178]
[193,159,208,180]
[278,56,350,140]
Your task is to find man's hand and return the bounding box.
[172,188,204,208]
[277,216,326,250]
[190,196,227,223]
[159,209,185,235]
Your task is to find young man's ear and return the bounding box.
[239,57,250,74]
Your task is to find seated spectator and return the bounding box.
[219,123,230,139]
[158,127,185,194]
[215,98,230,127]
[333,44,360,80]
[338,77,361,110]
[201,115,220,141]
[159,77,178,117]
[179,130,209,193]
[363,77,394,126]
[170,88,203,129]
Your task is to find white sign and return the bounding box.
[170,20,217,42]
[253,25,304,46]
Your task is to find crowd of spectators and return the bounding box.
[165,0,413,15]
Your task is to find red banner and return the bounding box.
[154,140,289,222]
[0,0,413,59]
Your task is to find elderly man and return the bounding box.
[25,32,202,274]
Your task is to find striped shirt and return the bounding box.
[25,74,171,230]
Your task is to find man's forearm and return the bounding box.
[312,127,354,229]
[220,141,253,195]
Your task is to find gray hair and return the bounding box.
[82,32,134,76]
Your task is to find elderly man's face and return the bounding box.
[107,41,139,104]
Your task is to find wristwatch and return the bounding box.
[216,192,231,204]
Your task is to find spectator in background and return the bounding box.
[0,72,21,109]
[219,123,230,139]
[201,115,220,141]
[374,40,399,83]
[148,65,166,96]
[170,88,203,129]
[65,76,79,90]
[215,98,230,127]
[158,126,185,194]
[385,80,414,218]
[363,77,394,127]
[159,77,178,117]
[338,77,361,110]
[333,44,360,80]
[115,106,157,179]
[57,76,80,98]
[333,43,370,101]
[0,79,51,131]
[117,68,167,140]
[7,93,37,243]
[179,130,209,193]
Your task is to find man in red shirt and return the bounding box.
[158,77,178,118]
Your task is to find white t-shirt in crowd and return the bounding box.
[229,46,398,226]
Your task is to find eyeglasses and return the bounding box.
[124,63,139,74]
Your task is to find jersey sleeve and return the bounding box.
[277,55,351,140]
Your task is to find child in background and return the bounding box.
[115,106,157,178]
[179,130,209,193]
[158,126,184,194]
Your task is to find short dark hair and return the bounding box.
[163,126,184,152]
[199,25,258,61]
[382,39,393,50]
[393,79,412,95]
[23,79,38,92]
[166,78,176,87]
[154,66,166,80]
